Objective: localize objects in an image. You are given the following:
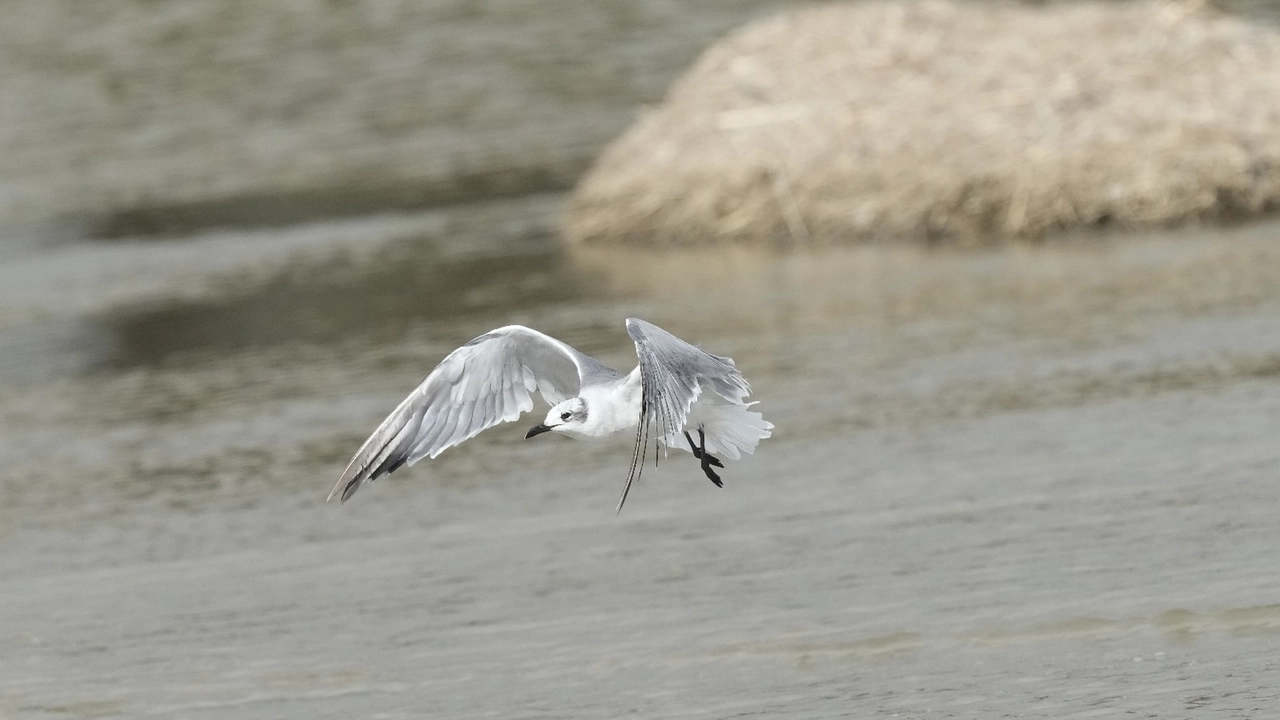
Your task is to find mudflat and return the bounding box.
[3,199,1280,717]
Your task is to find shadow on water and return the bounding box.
[90,234,595,372]
[85,167,584,239]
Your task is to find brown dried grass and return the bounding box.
[565,0,1280,246]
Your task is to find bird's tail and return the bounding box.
[661,400,773,460]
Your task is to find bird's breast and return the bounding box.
[577,380,641,438]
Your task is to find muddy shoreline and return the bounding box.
[3,200,1280,716]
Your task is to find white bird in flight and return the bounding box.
[328,318,773,511]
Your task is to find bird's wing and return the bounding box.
[329,325,589,503]
[618,317,751,511]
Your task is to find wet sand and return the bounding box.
[4,202,1280,717]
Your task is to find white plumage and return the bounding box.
[329,318,773,511]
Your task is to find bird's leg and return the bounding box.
[685,427,723,487]
[683,431,701,459]
[683,430,716,463]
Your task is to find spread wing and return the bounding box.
[618,318,751,511]
[329,325,590,503]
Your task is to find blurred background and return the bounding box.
[5,1,1280,717]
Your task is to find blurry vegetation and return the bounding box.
[7,0,1280,243]
[566,0,1280,245]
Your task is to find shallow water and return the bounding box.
[4,201,1280,717]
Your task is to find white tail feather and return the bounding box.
[661,399,773,461]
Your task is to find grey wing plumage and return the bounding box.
[329,325,590,503]
[618,317,751,511]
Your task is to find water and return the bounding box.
[4,200,1280,717]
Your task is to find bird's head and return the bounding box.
[526,398,588,438]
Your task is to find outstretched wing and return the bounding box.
[618,318,751,511]
[329,325,590,503]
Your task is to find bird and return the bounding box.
[328,318,773,511]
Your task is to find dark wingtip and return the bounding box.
[340,480,360,503]
[327,475,362,504]
[615,476,634,515]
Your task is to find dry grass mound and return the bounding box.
[565,0,1280,246]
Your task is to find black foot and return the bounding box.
[684,429,724,487]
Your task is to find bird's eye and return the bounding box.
[560,411,572,421]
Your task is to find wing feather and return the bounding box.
[329,325,592,502]
[616,318,753,512]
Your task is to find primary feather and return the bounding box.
[328,325,608,502]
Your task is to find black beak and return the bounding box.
[525,423,552,439]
